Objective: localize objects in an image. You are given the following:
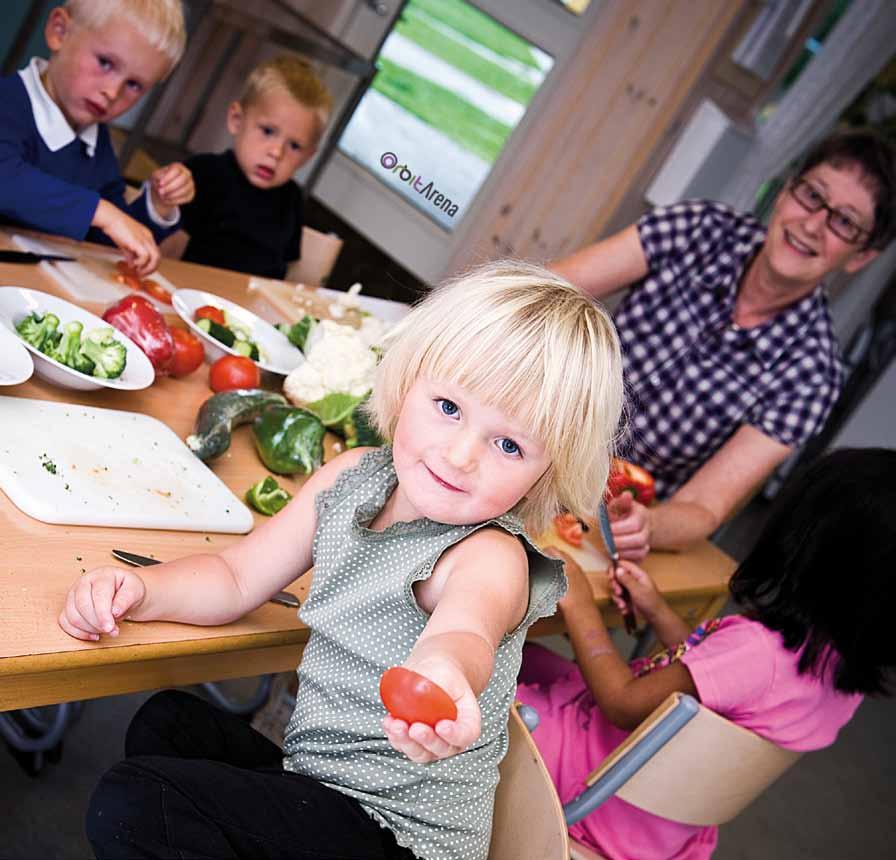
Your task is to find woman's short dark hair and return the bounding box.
[798,129,896,250]
[729,447,896,696]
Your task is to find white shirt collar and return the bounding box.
[19,57,99,157]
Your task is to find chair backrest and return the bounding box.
[489,705,570,860]
[583,693,802,826]
[286,226,344,287]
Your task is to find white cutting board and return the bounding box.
[0,397,253,533]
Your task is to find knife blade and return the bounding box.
[596,503,637,635]
[111,549,301,609]
[0,249,76,263]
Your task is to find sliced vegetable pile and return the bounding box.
[115,260,173,305]
[16,312,127,379]
[194,305,264,362]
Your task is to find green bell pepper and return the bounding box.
[252,405,325,475]
[341,401,383,449]
[245,476,292,516]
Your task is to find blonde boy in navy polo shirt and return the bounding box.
[0,1,193,275]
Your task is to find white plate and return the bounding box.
[0,325,34,386]
[172,288,304,376]
[0,287,155,391]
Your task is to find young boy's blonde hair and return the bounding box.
[240,55,332,140]
[64,0,187,70]
[368,261,625,534]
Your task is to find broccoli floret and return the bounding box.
[16,312,61,354]
[48,320,93,374]
[79,327,127,379]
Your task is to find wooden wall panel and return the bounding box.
[444,0,749,273]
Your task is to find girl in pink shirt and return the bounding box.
[518,447,896,859]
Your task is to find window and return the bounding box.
[337,0,553,231]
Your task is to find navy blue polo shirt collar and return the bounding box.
[19,57,98,157]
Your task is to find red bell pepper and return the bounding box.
[102,294,174,376]
[606,458,656,506]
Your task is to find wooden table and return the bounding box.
[0,233,736,711]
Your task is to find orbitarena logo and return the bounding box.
[379,152,459,219]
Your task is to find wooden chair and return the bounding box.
[489,704,570,859]
[568,693,802,826]
[159,225,343,288]
[562,693,803,859]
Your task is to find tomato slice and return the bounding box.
[140,278,173,305]
[554,512,584,547]
[379,667,458,726]
[195,305,226,326]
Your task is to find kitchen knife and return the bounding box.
[111,549,301,609]
[0,250,76,263]
[596,503,637,635]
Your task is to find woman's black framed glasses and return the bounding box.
[788,177,872,245]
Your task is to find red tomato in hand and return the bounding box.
[169,327,205,377]
[209,355,260,392]
[195,305,226,325]
[379,667,458,726]
[554,513,584,547]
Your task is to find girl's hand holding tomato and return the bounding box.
[168,327,205,377]
[209,355,260,392]
[380,662,479,763]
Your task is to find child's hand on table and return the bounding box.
[382,659,480,764]
[58,566,147,641]
[150,162,195,216]
[92,199,160,276]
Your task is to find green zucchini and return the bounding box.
[186,389,286,461]
[197,317,236,347]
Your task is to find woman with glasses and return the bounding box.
[549,129,895,559]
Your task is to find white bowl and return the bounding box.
[172,288,304,376]
[0,287,155,391]
[0,324,34,386]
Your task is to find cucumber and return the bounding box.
[233,340,260,360]
[185,389,287,461]
[197,317,236,347]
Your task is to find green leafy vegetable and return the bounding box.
[277,315,317,351]
[305,391,368,428]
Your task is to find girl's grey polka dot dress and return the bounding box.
[282,447,565,860]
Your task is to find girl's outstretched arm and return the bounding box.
[59,447,372,639]
[553,549,698,731]
[383,527,530,763]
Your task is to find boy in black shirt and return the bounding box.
[179,55,331,279]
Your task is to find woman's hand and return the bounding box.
[382,658,480,763]
[611,559,663,622]
[150,162,195,215]
[608,493,651,561]
[58,567,147,641]
[92,199,160,276]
